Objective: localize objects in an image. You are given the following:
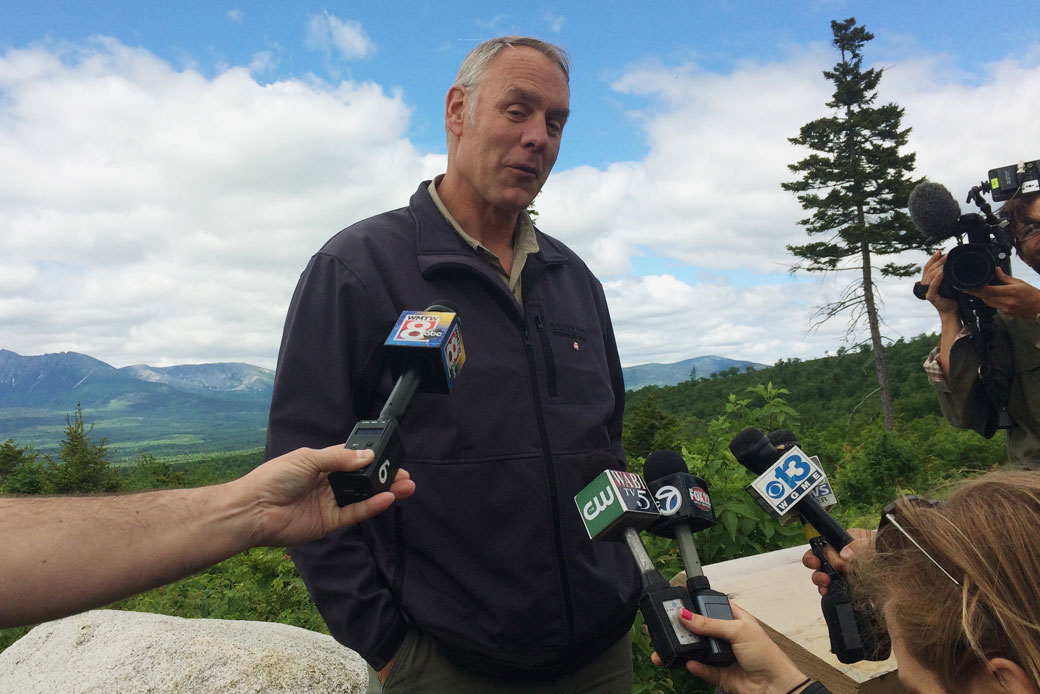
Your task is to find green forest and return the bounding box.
[0,333,1014,693]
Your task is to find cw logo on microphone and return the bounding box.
[582,487,615,521]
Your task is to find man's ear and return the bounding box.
[445,85,467,137]
[988,657,1035,694]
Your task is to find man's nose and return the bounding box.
[521,115,549,151]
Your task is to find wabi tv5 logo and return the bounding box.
[747,447,824,518]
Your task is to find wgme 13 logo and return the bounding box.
[750,448,824,515]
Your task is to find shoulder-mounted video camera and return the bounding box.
[910,160,1040,300]
[909,160,1040,437]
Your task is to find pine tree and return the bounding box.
[622,392,681,460]
[0,438,43,495]
[44,404,121,493]
[782,17,922,430]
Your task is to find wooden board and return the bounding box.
[684,545,907,694]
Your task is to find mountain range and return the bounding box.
[0,350,273,459]
[0,349,763,459]
[620,355,765,391]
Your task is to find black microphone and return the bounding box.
[908,181,961,243]
[328,301,466,506]
[575,467,707,668]
[908,181,963,300]
[729,427,891,664]
[644,450,735,666]
[728,427,852,548]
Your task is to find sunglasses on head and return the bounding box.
[878,496,960,587]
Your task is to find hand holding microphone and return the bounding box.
[575,468,708,668]
[728,427,890,664]
[644,449,735,666]
[653,603,810,694]
[329,301,465,506]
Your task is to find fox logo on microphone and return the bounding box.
[747,447,824,518]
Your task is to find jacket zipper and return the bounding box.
[521,324,577,655]
[534,315,558,397]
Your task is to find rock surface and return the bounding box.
[0,610,367,693]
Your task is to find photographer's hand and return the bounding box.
[922,251,964,377]
[969,267,1040,320]
[921,252,960,316]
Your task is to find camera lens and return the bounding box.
[946,245,996,291]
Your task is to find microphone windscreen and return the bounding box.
[644,449,688,482]
[767,429,798,451]
[728,427,775,474]
[908,181,960,241]
[426,299,459,314]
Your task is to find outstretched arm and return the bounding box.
[0,445,415,628]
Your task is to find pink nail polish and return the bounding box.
[680,608,693,620]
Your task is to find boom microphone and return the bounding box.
[908,180,961,243]
[644,450,735,666]
[328,301,466,506]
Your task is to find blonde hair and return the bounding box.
[851,471,1040,690]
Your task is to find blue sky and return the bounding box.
[2,1,1040,369]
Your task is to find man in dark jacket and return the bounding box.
[265,36,640,693]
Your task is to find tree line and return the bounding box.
[0,403,263,496]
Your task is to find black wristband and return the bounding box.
[784,677,812,694]
[801,682,832,694]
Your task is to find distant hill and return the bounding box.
[621,356,766,391]
[0,349,273,459]
[0,348,764,459]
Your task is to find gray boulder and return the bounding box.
[0,610,367,693]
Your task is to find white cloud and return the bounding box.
[0,38,429,367]
[544,11,565,33]
[305,12,375,61]
[3,35,1040,374]
[538,43,1040,366]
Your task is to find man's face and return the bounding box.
[1014,195,1040,273]
[448,46,570,214]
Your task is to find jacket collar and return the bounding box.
[409,182,569,280]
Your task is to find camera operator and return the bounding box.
[921,192,1040,464]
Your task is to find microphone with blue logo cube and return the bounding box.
[328,301,465,507]
[728,427,890,664]
[644,450,735,667]
[767,430,837,527]
[730,427,851,547]
[574,468,707,668]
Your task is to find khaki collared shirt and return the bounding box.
[428,176,539,304]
